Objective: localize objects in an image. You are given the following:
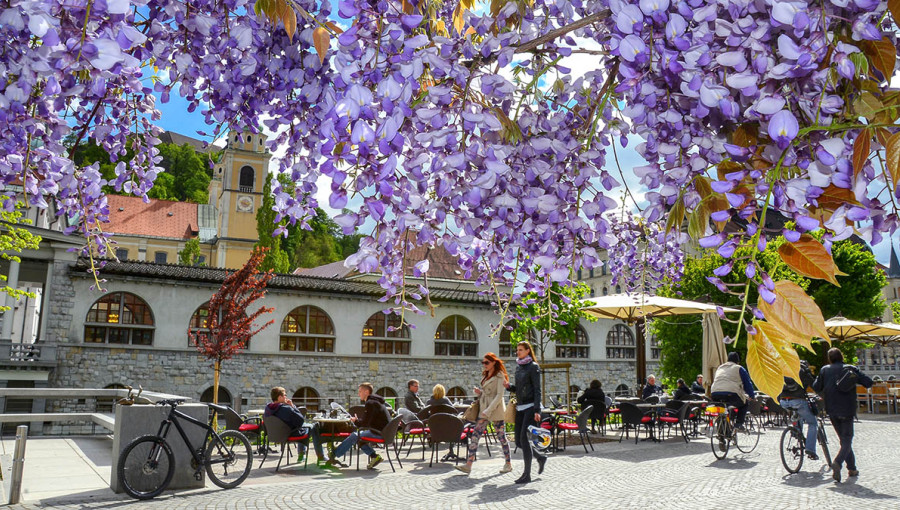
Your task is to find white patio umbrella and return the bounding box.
[582,293,738,387]
[825,316,900,344]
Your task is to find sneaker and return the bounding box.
[805,450,819,461]
[325,457,348,468]
[499,463,513,474]
[848,469,859,477]
[718,440,727,452]
[455,465,471,475]
[367,454,384,470]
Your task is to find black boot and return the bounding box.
[514,473,531,484]
[537,455,547,475]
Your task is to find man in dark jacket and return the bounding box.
[691,375,705,394]
[672,378,693,401]
[404,379,425,413]
[812,348,873,483]
[642,375,661,400]
[264,387,325,462]
[778,361,818,459]
[577,380,606,433]
[328,382,391,469]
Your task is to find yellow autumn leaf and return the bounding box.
[756,322,801,379]
[777,234,847,286]
[758,280,830,343]
[746,329,790,399]
[452,4,465,34]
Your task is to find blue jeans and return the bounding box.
[780,398,817,454]
[332,430,381,458]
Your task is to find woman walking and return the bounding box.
[505,340,546,484]
[456,353,512,475]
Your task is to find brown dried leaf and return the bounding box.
[282,8,297,40]
[778,234,847,286]
[817,185,860,211]
[324,21,344,34]
[863,38,897,80]
[853,92,882,119]
[695,176,712,199]
[733,123,758,148]
[758,280,830,344]
[886,132,900,188]
[890,0,900,27]
[852,129,871,178]
[313,26,330,64]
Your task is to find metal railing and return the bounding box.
[0,340,56,363]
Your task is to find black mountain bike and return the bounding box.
[709,402,760,460]
[780,395,832,474]
[117,399,252,500]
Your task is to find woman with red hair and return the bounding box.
[456,352,512,474]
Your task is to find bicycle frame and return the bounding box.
[154,405,228,469]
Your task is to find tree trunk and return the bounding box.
[212,360,221,430]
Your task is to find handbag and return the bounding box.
[504,395,517,424]
[463,399,480,422]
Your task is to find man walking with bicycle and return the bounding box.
[778,360,818,460]
[813,347,873,483]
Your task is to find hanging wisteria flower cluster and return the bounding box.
[1,0,897,330]
[607,214,686,294]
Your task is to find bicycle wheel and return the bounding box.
[734,415,761,453]
[817,426,832,470]
[118,435,175,500]
[711,415,729,460]
[780,427,804,474]
[205,430,252,489]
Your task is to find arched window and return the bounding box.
[200,386,232,406]
[499,320,535,358]
[376,387,398,409]
[568,385,580,405]
[557,325,589,359]
[189,302,250,349]
[615,285,621,293]
[434,315,477,357]
[292,387,320,412]
[361,312,411,355]
[84,292,154,345]
[447,386,467,400]
[97,383,126,413]
[614,383,630,397]
[606,324,635,359]
[239,165,254,192]
[650,332,660,360]
[280,306,335,352]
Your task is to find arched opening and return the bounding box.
[292,387,320,412]
[97,383,126,413]
[200,386,232,406]
[361,312,411,355]
[557,325,589,358]
[434,315,477,356]
[280,305,335,352]
[447,386,467,401]
[375,387,398,409]
[239,165,254,191]
[84,292,154,345]
[606,324,635,359]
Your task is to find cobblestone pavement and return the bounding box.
[11,415,900,510]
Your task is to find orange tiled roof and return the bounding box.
[105,195,198,240]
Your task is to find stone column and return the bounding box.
[2,258,21,341]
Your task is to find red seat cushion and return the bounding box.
[320,432,351,438]
[658,417,679,424]
[540,422,553,430]
[460,433,467,440]
[360,436,385,443]
[407,428,428,434]
[239,424,260,432]
[288,434,309,441]
[609,408,620,414]
[557,423,578,430]
[640,416,652,423]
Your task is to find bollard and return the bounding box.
[9,425,27,505]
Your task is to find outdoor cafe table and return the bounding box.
[636,403,667,442]
[313,417,354,452]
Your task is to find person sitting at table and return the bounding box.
[264,386,326,463]
[404,379,426,413]
[577,380,606,433]
[672,378,693,401]
[691,374,705,394]
[425,384,454,407]
[327,382,391,469]
[642,375,662,400]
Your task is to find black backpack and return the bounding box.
[835,365,859,393]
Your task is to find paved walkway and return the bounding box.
[7,415,900,509]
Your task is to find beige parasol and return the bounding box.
[702,311,728,393]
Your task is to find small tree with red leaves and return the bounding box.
[191,248,275,413]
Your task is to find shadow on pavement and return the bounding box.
[468,483,538,505]
[704,456,759,470]
[781,470,833,487]
[827,481,897,500]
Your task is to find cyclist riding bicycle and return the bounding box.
[778,360,818,460]
[710,352,755,431]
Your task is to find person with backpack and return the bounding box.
[812,347,874,483]
[778,360,818,460]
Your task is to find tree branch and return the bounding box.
[514,10,610,55]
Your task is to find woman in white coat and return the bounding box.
[456,352,512,474]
